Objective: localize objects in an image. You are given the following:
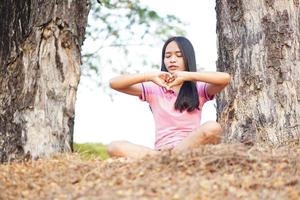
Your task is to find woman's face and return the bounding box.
[164,41,186,73]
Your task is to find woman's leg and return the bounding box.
[173,121,223,151]
[107,140,158,159]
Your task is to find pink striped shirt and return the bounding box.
[140,82,213,150]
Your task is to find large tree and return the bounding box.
[216,0,300,145]
[0,1,90,162]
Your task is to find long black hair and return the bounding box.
[161,36,199,112]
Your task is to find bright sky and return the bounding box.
[74,1,217,148]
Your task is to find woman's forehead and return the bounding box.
[165,41,181,53]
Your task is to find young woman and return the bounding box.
[108,36,230,159]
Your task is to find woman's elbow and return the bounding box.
[109,78,118,90]
[223,73,231,85]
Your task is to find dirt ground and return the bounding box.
[1,143,300,200]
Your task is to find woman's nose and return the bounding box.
[170,55,176,62]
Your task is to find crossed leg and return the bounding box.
[107,121,223,159]
[107,140,158,159]
[173,121,223,151]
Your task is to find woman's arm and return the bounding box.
[168,71,231,96]
[109,72,172,96]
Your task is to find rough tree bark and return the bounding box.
[216,0,300,145]
[0,1,90,162]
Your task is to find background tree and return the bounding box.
[216,0,300,145]
[82,0,185,91]
[0,0,185,162]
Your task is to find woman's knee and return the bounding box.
[107,140,128,157]
[201,121,223,135]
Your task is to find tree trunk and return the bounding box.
[216,0,300,145]
[0,1,90,162]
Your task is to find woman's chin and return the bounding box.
[168,69,177,73]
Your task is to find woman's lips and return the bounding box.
[168,65,178,70]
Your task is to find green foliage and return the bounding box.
[82,0,186,85]
[73,143,109,160]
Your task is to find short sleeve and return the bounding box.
[197,82,214,106]
[139,82,154,103]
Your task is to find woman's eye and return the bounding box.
[176,53,182,57]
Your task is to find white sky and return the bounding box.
[74,1,217,148]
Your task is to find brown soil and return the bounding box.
[1,143,300,200]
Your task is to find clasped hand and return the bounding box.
[151,71,186,90]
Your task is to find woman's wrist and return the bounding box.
[142,72,154,82]
[180,71,192,81]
